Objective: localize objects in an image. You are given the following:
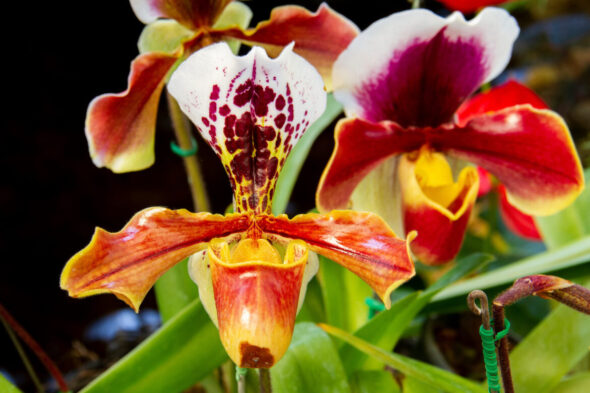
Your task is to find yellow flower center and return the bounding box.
[414,149,462,208]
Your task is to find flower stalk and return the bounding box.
[259,368,272,393]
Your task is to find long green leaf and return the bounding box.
[0,374,23,393]
[321,324,486,393]
[509,278,590,393]
[550,372,590,393]
[536,168,590,249]
[351,370,401,393]
[271,322,351,393]
[81,300,226,393]
[154,258,198,323]
[272,94,342,215]
[432,236,590,302]
[339,253,493,373]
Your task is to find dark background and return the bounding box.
[2,0,589,390]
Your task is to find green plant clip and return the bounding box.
[365,297,386,319]
[479,324,501,393]
[235,366,248,382]
[493,318,511,342]
[170,137,198,157]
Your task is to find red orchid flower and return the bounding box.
[87,0,359,173]
[62,44,415,368]
[438,0,513,13]
[316,8,584,265]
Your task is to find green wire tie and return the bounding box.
[235,366,248,382]
[479,318,511,393]
[365,297,386,319]
[170,136,198,157]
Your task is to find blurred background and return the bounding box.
[2,0,589,391]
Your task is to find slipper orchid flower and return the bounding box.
[62,43,415,368]
[317,8,584,265]
[87,0,359,173]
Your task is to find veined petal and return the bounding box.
[398,152,479,265]
[130,0,232,29]
[316,118,424,212]
[86,52,178,173]
[436,106,584,216]
[168,43,326,214]
[456,80,548,125]
[209,239,310,368]
[333,7,518,127]
[256,211,415,308]
[60,208,250,311]
[498,184,542,241]
[216,3,359,91]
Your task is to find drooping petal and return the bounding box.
[86,52,178,173]
[256,211,415,308]
[215,3,359,91]
[209,239,310,368]
[316,118,424,212]
[60,208,250,311]
[456,80,548,125]
[130,0,232,29]
[168,43,326,214]
[398,151,479,265]
[477,166,493,197]
[332,7,518,127]
[438,0,512,13]
[498,184,542,241]
[435,106,584,216]
[494,275,590,315]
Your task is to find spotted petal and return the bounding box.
[86,52,178,173]
[60,208,250,311]
[257,211,415,308]
[332,7,518,127]
[168,43,326,214]
[216,3,359,90]
[130,0,232,29]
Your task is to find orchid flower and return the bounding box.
[438,0,512,13]
[62,43,414,368]
[316,8,584,265]
[88,0,358,173]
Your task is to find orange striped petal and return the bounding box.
[498,184,542,241]
[86,52,178,173]
[130,0,232,29]
[316,118,423,212]
[216,3,359,90]
[456,80,548,126]
[495,275,590,314]
[209,239,310,368]
[168,43,326,214]
[438,106,584,216]
[256,211,415,308]
[61,208,250,311]
[398,151,479,265]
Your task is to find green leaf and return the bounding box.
[550,372,590,393]
[509,278,590,393]
[432,236,590,303]
[0,374,23,393]
[154,258,198,323]
[319,255,373,331]
[535,168,590,249]
[403,376,444,393]
[271,322,351,393]
[351,370,401,393]
[272,94,342,215]
[81,300,226,393]
[321,324,486,393]
[339,253,493,374]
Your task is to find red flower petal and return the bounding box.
[316,118,424,212]
[86,52,178,173]
[60,208,250,311]
[257,211,415,308]
[130,0,232,29]
[217,3,359,90]
[438,1,512,13]
[436,106,584,216]
[456,80,548,125]
[498,184,542,241]
[477,166,493,197]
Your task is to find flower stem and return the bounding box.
[259,368,272,393]
[1,317,43,393]
[0,303,69,393]
[412,0,421,9]
[492,305,514,393]
[166,91,210,212]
